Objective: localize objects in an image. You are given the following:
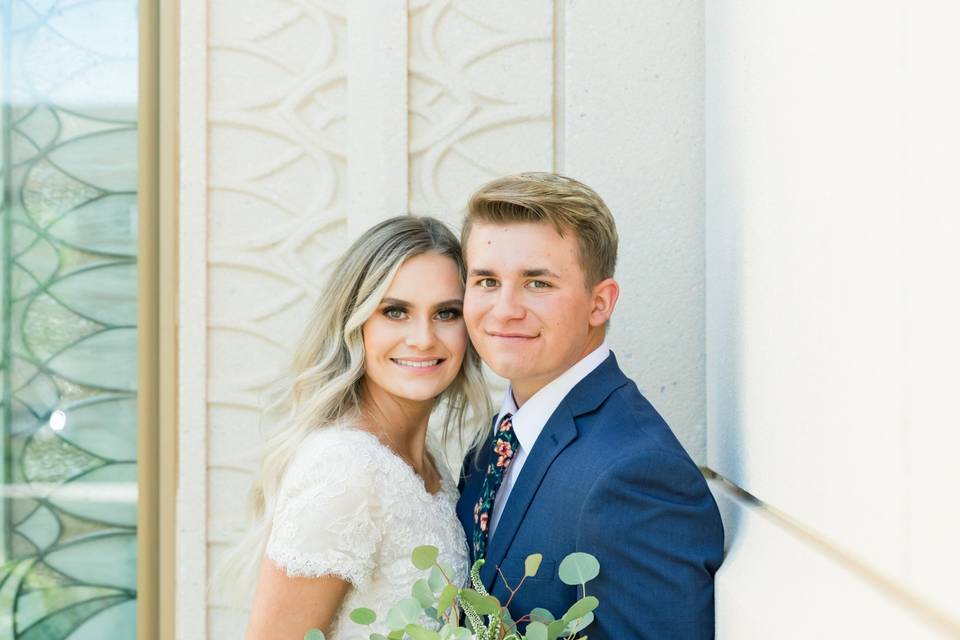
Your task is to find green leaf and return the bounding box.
[437,583,458,615]
[304,631,325,640]
[405,624,441,640]
[412,545,440,570]
[558,552,600,586]
[528,607,555,624]
[524,553,543,578]
[369,635,388,640]
[387,631,405,640]
[564,611,594,635]
[546,618,568,640]
[458,588,501,616]
[350,607,377,626]
[385,597,423,631]
[562,596,599,623]
[525,621,548,640]
[412,579,435,607]
[441,626,471,640]
[428,565,447,592]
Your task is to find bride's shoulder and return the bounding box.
[288,425,389,474]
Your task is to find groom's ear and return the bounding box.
[588,277,620,327]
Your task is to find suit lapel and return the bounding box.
[480,404,578,591]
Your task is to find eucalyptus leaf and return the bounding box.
[558,553,600,586]
[564,611,594,635]
[412,579,435,608]
[437,583,457,615]
[412,545,440,570]
[369,635,388,640]
[428,565,447,593]
[405,624,441,640]
[387,631,404,640]
[562,596,599,622]
[546,618,568,640]
[304,631,325,640]
[350,607,377,626]
[385,597,423,631]
[525,621,548,640]
[528,607,555,624]
[524,553,543,578]
[458,588,500,616]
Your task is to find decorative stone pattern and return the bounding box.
[204,1,347,635]
[408,0,554,226]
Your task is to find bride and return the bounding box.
[215,216,491,639]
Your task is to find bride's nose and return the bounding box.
[405,316,435,350]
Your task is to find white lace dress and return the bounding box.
[265,425,469,639]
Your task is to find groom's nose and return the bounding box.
[490,287,526,322]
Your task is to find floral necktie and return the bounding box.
[472,413,519,560]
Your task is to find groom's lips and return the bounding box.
[487,330,539,340]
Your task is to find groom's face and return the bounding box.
[464,221,604,404]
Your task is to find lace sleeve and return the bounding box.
[265,430,381,590]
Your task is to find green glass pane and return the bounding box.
[56,397,137,461]
[15,505,60,551]
[45,328,137,392]
[23,294,102,363]
[46,463,137,527]
[43,534,136,591]
[22,159,102,227]
[64,598,136,640]
[46,195,137,257]
[47,263,137,326]
[21,433,104,485]
[15,106,60,153]
[45,129,137,193]
[17,585,124,632]
[18,595,129,640]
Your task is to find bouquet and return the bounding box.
[305,545,600,640]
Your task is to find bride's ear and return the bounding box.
[589,278,619,327]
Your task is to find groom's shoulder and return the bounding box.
[575,373,690,461]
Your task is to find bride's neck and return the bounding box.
[357,381,433,468]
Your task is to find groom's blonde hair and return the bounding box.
[463,172,619,286]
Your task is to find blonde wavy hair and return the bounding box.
[212,215,491,602]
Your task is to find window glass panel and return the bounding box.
[1,1,140,638]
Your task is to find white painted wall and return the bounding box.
[707,2,960,636]
[179,1,706,637]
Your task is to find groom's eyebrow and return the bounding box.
[522,268,560,278]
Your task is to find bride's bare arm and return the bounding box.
[245,557,352,640]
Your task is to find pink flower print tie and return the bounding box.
[473,413,519,560]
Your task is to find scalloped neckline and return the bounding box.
[338,425,452,500]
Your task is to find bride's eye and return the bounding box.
[435,308,462,321]
[383,306,407,320]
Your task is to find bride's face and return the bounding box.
[362,252,467,404]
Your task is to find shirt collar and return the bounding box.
[495,340,611,452]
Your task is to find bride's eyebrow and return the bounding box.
[380,297,463,309]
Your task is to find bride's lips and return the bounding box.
[390,357,446,372]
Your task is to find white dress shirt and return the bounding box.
[487,340,611,537]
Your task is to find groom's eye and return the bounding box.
[477,278,498,288]
[527,280,551,289]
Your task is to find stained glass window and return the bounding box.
[1,1,139,637]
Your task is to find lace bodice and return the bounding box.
[265,425,469,639]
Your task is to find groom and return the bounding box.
[456,173,724,639]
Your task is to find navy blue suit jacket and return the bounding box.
[456,353,723,639]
